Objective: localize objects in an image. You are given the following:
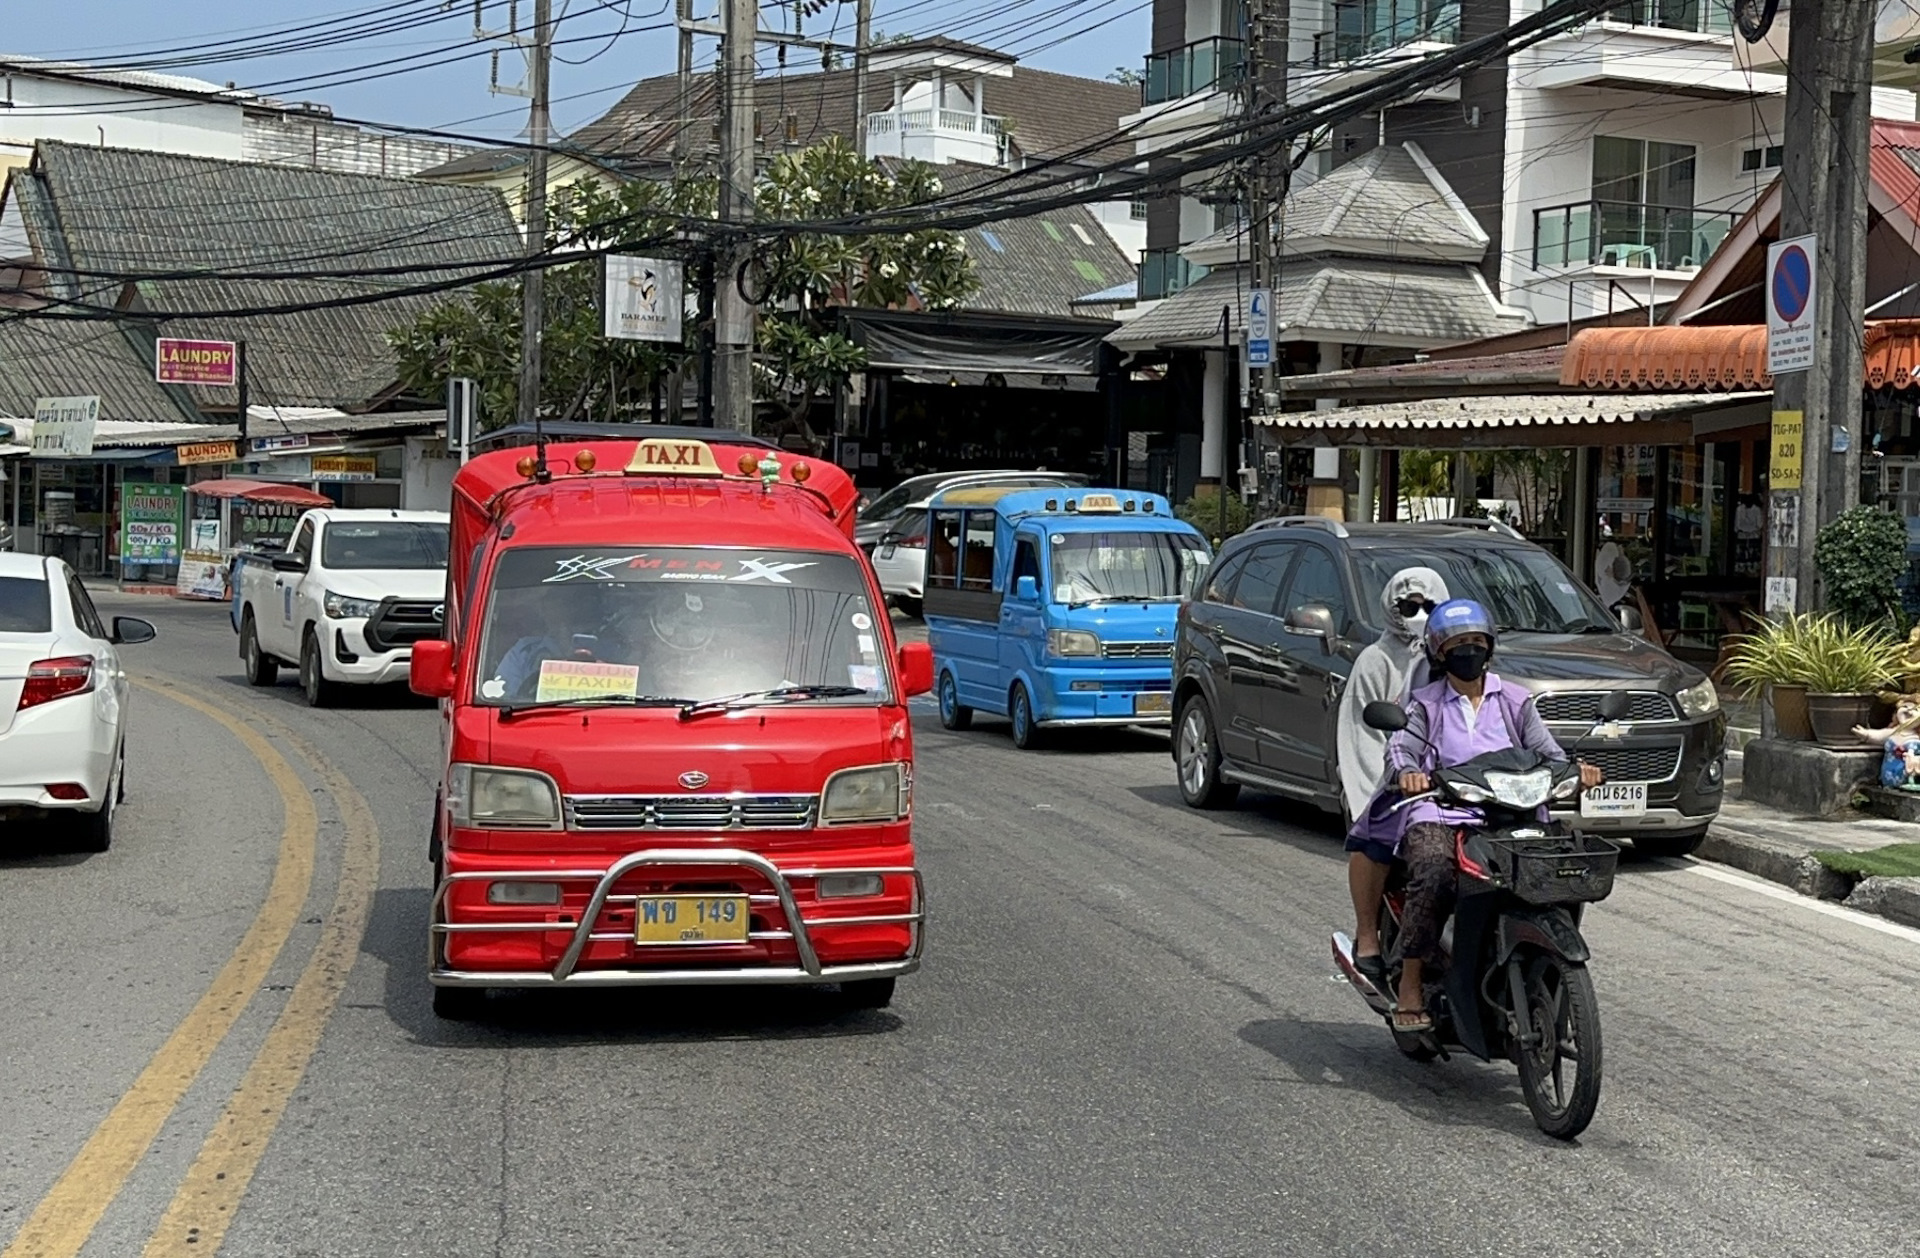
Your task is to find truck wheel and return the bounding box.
[1009,682,1043,750]
[937,672,972,731]
[431,983,488,1021]
[841,977,895,1010]
[300,629,339,708]
[1175,697,1239,809]
[1629,831,1706,859]
[241,612,278,686]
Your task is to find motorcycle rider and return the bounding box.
[1381,599,1603,1033]
[1338,566,1451,990]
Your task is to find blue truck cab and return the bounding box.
[922,485,1211,748]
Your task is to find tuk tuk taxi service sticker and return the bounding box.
[535,659,641,702]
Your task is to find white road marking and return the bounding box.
[1686,862,1920,946]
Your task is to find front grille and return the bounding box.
[364,598,443,652]
[1102,640,1174,660]
[1580,744,1682,784]
[566,793,818,831]
[1536,690,1677,723]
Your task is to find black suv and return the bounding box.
[1169,518,1727,857]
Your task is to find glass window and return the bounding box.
[286,519,314,560]
[0,575,52,633]
[476,546,889,706]
[320,521,449,570]
[1229,543,1291,615]
[1013,538,1042,589]
[1281,545,1349,634]
[1591,135,1697,269]
[1597,444,1658,587]
[67,574,107,640]
[1048,530,1212,605]
[960,511,996,591]
[1202,551,1248,604]
[926,510,963,587]
[1353,546,1615,635]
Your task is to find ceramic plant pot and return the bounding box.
[1766,683,1814,742]
[1806,691,1877,751]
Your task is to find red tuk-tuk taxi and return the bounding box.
[410,429,932,1018]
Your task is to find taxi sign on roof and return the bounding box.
[1077,493,1122,513]
[626,437,723,476]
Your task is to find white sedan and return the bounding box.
[0,553,155,851]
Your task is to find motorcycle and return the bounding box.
[1331,691,1629,1140]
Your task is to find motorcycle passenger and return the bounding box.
[1383,599,1603,1033]
[1338,566,1451,990]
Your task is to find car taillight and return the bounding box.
[18,656,94,711]
[900,530,927,548]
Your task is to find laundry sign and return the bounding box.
[156,338,237,387]
[311,455,377,482]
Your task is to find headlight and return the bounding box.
[1048,629,1101,657]
[1551,774,1583,800]
[449,764,561,829]
[1485,768,1553,810]
[821,762,910,824]
[1445,778,1490,804]
[1675,678,1720,719]
[323,590,380,620]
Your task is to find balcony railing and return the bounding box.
[1139,248,1208,302]
[1141,37,1245,106]
[865,108,1004,137]
[1313,0,1460,67]
[1601,1,1733,36]
[1531,199,1739,272]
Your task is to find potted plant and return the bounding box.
[1728,613,1903,748]
[1723,614,1816,741]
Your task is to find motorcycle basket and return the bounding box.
[1483,832,1620,905]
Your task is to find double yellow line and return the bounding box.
[3,680,381,1258]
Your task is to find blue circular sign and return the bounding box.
[1773,245,1812,322]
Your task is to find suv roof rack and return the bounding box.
[1247,515,1350,539]
[1432,517,1524,540]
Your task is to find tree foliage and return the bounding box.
[1815,505,1910,627]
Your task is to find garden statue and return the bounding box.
[1855,694,1920,790]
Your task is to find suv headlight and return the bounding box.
[1048,629,1101,657]
[323,590,380,620]
[821,762,910,824]
[1675,678,1720,719]
[449,764,562,829]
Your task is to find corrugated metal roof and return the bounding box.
[0,315,202,423]
[2,408,441,448]
[930,163,1134,317]
[0,55,252,100]
[1254,392,1768,433]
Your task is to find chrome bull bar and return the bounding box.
[428,847,925,988]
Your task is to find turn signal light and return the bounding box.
[574,449,598,472]
[515,455,537,477]
[790,461,811,482]
[738,452,760,475]
[18,656,93,712]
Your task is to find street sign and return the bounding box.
[604,255,685,343]
[156,338,237,387]
[1766,234,1816,374]
[176,440,238,466]
[30,395,99,457]
[1769,409,1803,489]
[447,377,478,464]
[1246,288,1271,368]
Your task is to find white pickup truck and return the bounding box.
[235,508,450,706]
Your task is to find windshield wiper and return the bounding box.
[678,684,868,720]
[1067,594,1178,609]
[500,694,687,719]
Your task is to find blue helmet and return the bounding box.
[1425,598,1497,659]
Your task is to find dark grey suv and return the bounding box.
[1169,518,1727,857]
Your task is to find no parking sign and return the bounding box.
[1766,233,1816,374]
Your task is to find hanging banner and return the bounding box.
[30,395,100,457]
[311,454,377,482]
[156,338,238,386]
[604,255,685,343]
[121,484,185,564]
[1769,409,1803,490]
[176,440,238,466]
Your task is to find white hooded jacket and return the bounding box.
[1335,566,1450,825]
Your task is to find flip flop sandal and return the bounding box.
[1354,954,1388,989]
[1392,1008,1433,1034]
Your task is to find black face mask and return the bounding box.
[1442,644,1491,682]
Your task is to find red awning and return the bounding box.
[187,478,332,506]
[1560,325,1770,390]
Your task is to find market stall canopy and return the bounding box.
[187,478,332,505]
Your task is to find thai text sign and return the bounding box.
[604,255,684,343]
[31,396,100,457]
[176,440,238,466]
[536,660,640,703]
[311,455,377,482]
[122,484,185,563]
[1765,235,1815,375]
[156,338,237,386]
[1769,409,1803,490]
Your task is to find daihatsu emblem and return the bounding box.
[678,770,709,790]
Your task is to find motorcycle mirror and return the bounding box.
[1362,700,1408,732]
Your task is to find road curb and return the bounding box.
[1698,826,1853,900]
[1844,876,1920,929]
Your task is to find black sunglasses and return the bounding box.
[1394,597,1437,618]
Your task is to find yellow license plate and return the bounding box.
[634,896,750,945]
[1134,692,1172,715]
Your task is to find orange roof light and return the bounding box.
[515,455,537,478]
[573,449,597,473]
[737,452,760,475]
[790,461,811,483]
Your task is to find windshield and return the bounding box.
[475,546,891,707]
[321,521,448,570]
[1049,531,1211,604]
[0,576,51,633]
[1353,546,1615,635]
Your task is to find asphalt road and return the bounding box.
[3,591,1917,1258]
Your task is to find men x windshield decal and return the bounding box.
[730,557,816,584]
[544,554,631,583]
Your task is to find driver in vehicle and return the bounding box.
[1375,599,1603,1034]
[488,581,626,700]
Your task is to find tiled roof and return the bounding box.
[1108,260,1526,352]
[0,315,202,423]
[1561,324,1770,390]
[927,163,1135,317]
[1252,392,1765,437]
[19,141,523,409]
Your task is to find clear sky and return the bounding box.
[3,0,1150,146]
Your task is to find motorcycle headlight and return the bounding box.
[323,590,380,620]
[1047,629,1101,658]
[1675,678,1720,719]
[449,764,562,829]
[1551,774,1584,800]
[821,762,910,824]
[1485,769,1553,810]
[1448,781,1490,804]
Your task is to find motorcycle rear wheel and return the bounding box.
[1514,955,1603,1140]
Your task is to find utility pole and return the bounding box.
[853,0,874,157]
[1768,0,1873,613]
[714,0,758,434]
[1240,0,1286,510]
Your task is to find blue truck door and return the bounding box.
[1000,529,1048,714]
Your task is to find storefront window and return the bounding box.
[1596,445,1657,585]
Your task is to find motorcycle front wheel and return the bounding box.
[1514,954,1603,1140]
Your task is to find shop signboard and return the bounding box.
[176,440,238,466]
[121,484,185,564]
[311,455,377,482]
[155,338,237,387]
[1769,410,1804,490]
[31,395,100,457]
[175,551,230,600]
[250,433,310,454]
[603,255,685,343]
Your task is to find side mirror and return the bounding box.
[1597,691,1632,721]
[1014,574,1039,602]
[897,641,934,697]
[271,551,308,574]
[1362,700,1408,732]
[1614,602,1644,635]
[1285,603,1337,649]
[110,616,156,645]
[410,638,456,699]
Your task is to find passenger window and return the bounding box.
[1012,538,1041,592]
[959,511,996,592]
[926,510,963,588]
[1283,546,1350,634]
[287,520,314,560]
[1229,544,1291,616]
[67,574,107,639]
[1202,552,1247,604]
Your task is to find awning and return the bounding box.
[1255,392,1770,448]
[0,444,27,458]
[187,478,332,505]
[1865,319,1920,388]
[1560,325,1770,390]
[841,308,1113,377]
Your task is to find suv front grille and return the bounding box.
[1103,640,1174,660]
[364,599,443,652]
[1579,744,1682,784]
[1536,690,1677,723]
[566,794,818,831]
